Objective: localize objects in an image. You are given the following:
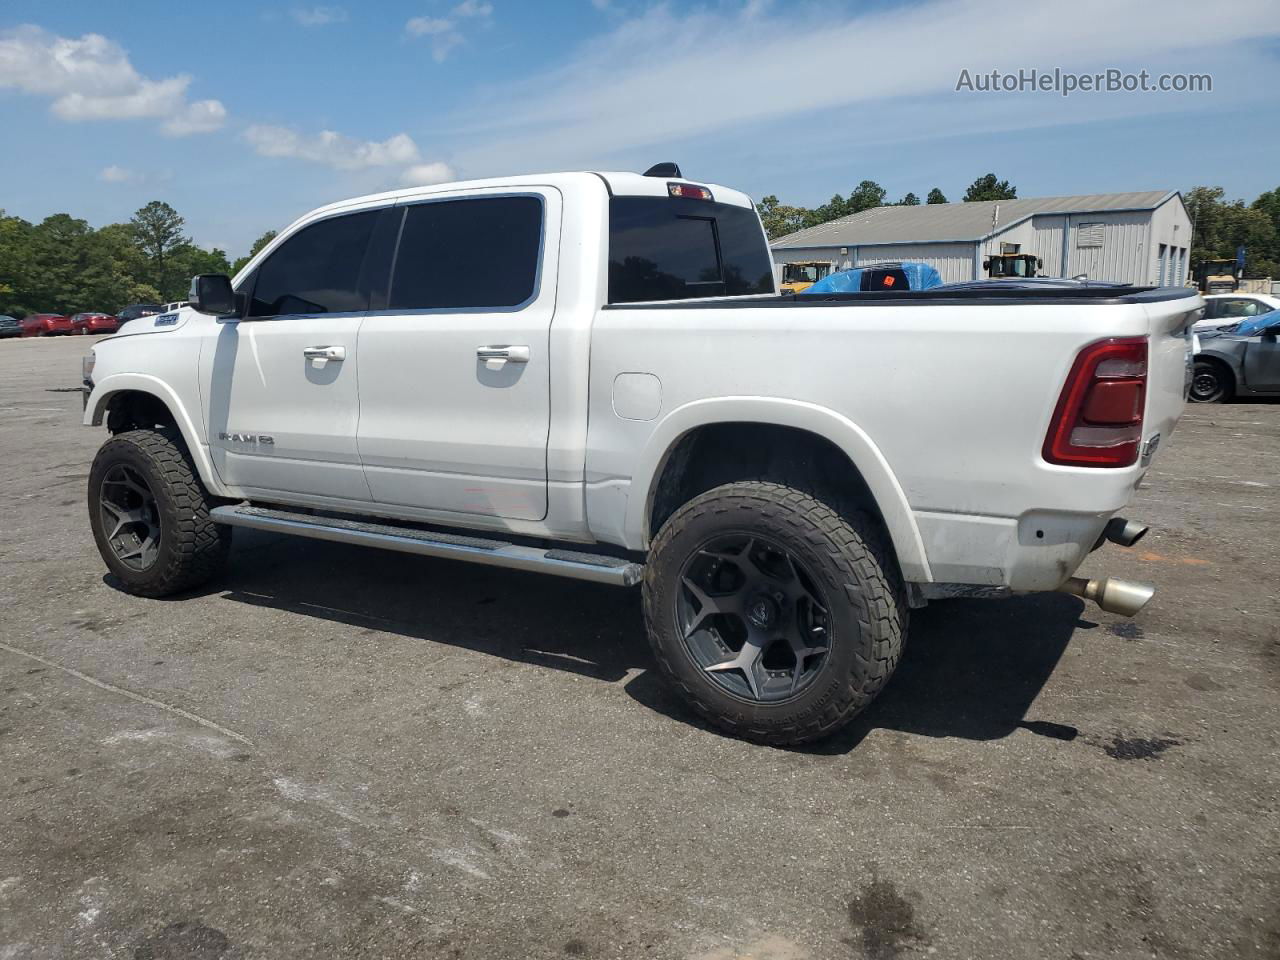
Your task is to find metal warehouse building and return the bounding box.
[771,190,1193,286]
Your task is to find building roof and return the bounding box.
[771,190,1178,249]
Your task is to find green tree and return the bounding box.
[0,211,35,316]
[897,192,920,206]
[1185,185,1280,277]
[232,229,278,274]
[755,197,810,240]
[926,188,948,204]
[962,174,1017,202]
[130,201,188,289]
[846,180,887,213]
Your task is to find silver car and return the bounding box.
[1192,312,1280,402]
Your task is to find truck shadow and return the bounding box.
[213,530,1086,752]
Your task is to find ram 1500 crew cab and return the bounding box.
[82,167,1198,745]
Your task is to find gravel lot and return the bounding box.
[1,335,1277,959]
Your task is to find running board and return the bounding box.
[210,505,644,587]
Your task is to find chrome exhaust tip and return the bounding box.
[1059,576,1155,617]
[1103,517,1149,548]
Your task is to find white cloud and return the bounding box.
[401,162,456,185]
[97,165,173,185]
[405,16,454,35]
[0,24,227,136]
[453,0,493,17]
[244,124,451,185]
[405,1,492,61]
[448,0,1280,173]
[290,6,348,26]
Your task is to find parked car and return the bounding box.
[1191,293,1278,331]
[1190,311,1280,402]
[0,316,21,339]
[70,312,121,336]
[82,167,1193,746]
[116,303,164,325]
[20,313,73,337]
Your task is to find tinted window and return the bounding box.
[608,196,774,304]
[389,196,543,311]
[249,210,378,317]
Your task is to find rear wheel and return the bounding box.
[643,481,905,746]
[1190,360,1232,403]
[88,428,231,597]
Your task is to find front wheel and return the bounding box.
[643,481,906,746]
[88,428,231,597]
[1190,360,1232,403]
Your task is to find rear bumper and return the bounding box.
[913,508,1115,591]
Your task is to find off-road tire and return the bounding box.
[643,481,906,746]
[88,428,231,597]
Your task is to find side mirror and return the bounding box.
[189,274,237,315]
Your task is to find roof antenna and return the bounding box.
[643,162,683,178]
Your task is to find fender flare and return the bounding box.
[83,373,232,498]
[625,396,931,582]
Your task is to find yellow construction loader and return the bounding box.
[779,261,832,294]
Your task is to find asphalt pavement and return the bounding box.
[1,335,1277,959]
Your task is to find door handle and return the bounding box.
[476,345,530,363]
[303,345,346,361]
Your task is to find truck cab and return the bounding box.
[81,167,1195,746]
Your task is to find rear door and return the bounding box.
[202,207,391,502]
[355,189,559,521]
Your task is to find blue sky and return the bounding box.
[3,0,1279,256]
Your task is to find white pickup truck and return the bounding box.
[81,166,1198,745]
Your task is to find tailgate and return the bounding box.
[1142,293,1201,463]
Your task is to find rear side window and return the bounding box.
[249,210,379,317]
[608,196,774,304]
[389,196,543,311]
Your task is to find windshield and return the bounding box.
[607,196,775,303]
[783,264,829,284]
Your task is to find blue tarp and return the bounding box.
[804,262,943,294]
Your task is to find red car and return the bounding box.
[20,313,73,337]
[70,312,120,336]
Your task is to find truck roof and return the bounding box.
[297,170,755,224]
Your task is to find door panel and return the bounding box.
[200,207,387,501]
[1243,336,1280,392]
[203,316,368,499]
[356,189,559,521]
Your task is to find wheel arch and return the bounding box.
[84,374,231,497]
[626,397,930,582]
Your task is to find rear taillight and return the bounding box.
[1043,337,1147,467]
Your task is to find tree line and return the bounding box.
[3,175,1279,317]
[758,173,1280,279]
[757,172,1017,240]
[0,201,276,318]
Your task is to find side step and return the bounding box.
[210,505,644,587]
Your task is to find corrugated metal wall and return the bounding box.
[1063,212,1151,283]
[854,243,975,283]
[772,243,976,284]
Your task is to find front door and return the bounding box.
[356,190,558,521]
[1243,325,1280,392]
[202,207,385,502]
